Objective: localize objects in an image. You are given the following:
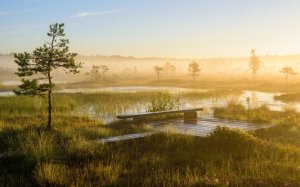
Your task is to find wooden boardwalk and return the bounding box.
[97,117,269,143]
[117,108,203,121]
[97,132,154,143]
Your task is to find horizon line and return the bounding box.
[2,52,300,60]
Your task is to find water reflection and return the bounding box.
[1,86,300,123]
[239,91,299,111]
[251,91,259,108]
[149,117,269,137]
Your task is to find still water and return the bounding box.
[1,86,299,122]
[0,86,279,141]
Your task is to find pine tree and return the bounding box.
[14,23,82,131]
[280,66,297,91]
[188,61,201,80]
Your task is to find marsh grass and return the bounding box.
[254,122,300,147]
[1,125,300,186]
[274,92,300,103]
[0,89,241,122]
[214,101,300,124]
[60,79,300,93]
[178,89,242,99]
[2,90,300,186]
[0,92,158,118]
[147,93,181,112]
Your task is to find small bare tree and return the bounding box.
[249,49,260,80]
[100,65,109,80]
[188,61,201,80]
[280,66,297,90]
[154,66,164,80]
[90,65,101,81]
[164,62,176,76]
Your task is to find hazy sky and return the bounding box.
[1,0,300,58]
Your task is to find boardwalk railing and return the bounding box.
[117,108,203,122]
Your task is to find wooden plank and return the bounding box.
[97,132,154,143]
[117,108,203,119]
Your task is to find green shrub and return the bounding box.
[147,93,182,112]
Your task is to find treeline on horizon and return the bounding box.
[1,52,300,83]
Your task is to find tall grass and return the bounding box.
[274,92,300,103]
[214,101,300,124]
[0,89,241,121]
[2,89,300,186]
[1,125,300,186]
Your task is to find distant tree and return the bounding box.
[280,66,297,89]
[249,49,260,79]
[100,65,109,80]
[112,73,119,80]
[188,61,201,80]
[13,23,81,131]
[89,65,101,81]
[154,65,164,80]
[164,62,176,76]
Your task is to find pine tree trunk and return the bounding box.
[47,89,52,131]
[47,69,52,131]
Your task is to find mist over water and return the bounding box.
[1,54,300,85]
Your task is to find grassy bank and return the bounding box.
[0,85,15,92]
[274,93,300,103]
[2,91,300,186]
[57,79,300,93]
[1,123,300,186]
[0,89,240,120]
[214,102,300,124]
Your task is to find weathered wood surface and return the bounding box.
[97,132,154,143]
[117,108,203,119]
[97,117,269,143]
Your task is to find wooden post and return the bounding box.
[184,111,197,123]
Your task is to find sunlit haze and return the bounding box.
[2,1,300,186]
